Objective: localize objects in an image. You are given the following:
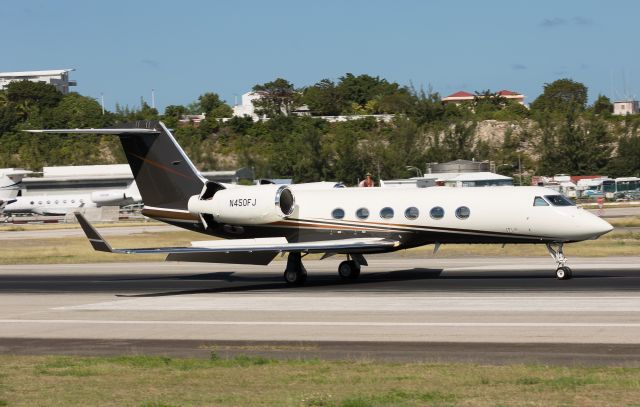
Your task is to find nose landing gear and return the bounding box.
[546,242,572,280]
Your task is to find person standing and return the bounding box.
[359,172,374,187]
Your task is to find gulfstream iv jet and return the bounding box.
[28,121,613,284]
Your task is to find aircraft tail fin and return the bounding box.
[26,121,206,212]
[115,121,205,211]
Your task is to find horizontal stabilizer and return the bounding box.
[24,128,159,135]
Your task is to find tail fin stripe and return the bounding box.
[127,152,197,180]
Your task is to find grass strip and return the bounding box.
[1,354,639,406]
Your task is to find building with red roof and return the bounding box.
[442,89,525,105]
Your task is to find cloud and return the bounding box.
[140,59,160,69]
[539,16,595,28]
[443,83,469,90]
[511,64,527,71]
[539,17,567,27]
[573,16,594,26]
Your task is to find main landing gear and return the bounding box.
[546,242,572,280]
[283,253,367,285]
[283,252,307,285]
[338,259,361,279]
[338,254,366,280]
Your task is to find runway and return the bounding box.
[2,257,640,364]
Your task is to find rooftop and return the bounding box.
[0,69,75,77]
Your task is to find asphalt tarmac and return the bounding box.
[2,257,640,365]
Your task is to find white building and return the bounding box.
[20,164,134,196]
[0,69,76,94]
[232,92,263,120]
[613,100,639,116]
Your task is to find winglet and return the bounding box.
[75,212,113,253]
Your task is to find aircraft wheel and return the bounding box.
[555,266,572,280]
[338,260,361,279]
[284,268,307,285]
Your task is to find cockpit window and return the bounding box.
[533,196,549,206]
[544,195,575,206]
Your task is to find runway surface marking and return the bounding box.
[4,319,640,328]
[57,295,640,312]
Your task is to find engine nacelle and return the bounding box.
[90,190,127,205]
[188,184,295,225]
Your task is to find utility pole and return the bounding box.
[518,154,523,186]
[100,93,105,115]
[151,89,156,109]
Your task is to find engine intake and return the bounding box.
[188,184,295,225]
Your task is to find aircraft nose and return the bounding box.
[587,216,613,238]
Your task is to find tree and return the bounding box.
[162,104,187,128]
[49,93,108,128]
[135,101,159,121]
[472,90,508,117]
[376,91,414,114]
[302,79,344,116]
[557,110,590,174]
[536,113,563,175]
[442,121,477,161]
[252,78,300,117]
[198,92,232,117]
[5,81,63,109]
[198,92,224,112]
[608,119,640,177]
[530,78,588,114]
[164,104,187,118]
[592,94,613,116]
[336,73,401,113]
[408,86,446,126]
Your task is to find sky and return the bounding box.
[3,0,639,111]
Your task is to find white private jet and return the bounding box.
[28,121,613,283]
[2,183,142,216]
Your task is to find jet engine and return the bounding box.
[90,190,127,205]
[188,184,295,225]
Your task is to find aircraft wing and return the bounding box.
[75,213,398,264]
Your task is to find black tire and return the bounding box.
[564,266,573,279]
[555,266,572,280]
[349,260,361,278]
[338,260,361,279]
[284,268,307,285]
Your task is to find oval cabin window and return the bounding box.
[404,207,419,220]
[430,206,444,219]
[455,206,470,219]
[332,208,345,219]
[380,207,394,219]
[356,207,369,219]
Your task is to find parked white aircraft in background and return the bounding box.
[30,121,613,283]
[2,183,141,216]
[0,168,32,211]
